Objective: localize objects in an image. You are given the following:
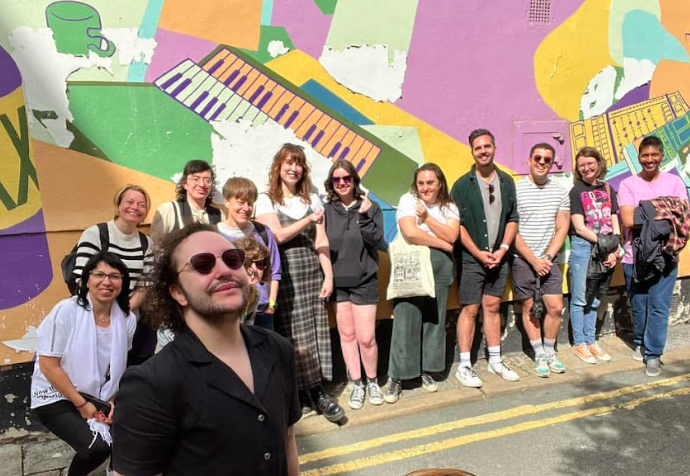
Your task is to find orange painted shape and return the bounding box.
[659,0,690,55]
[357,145,381,176]
[243,76,269,104]
[228,64,253,90]
[216,56,245,83]
[287,102,315,131]
[340,135,365,162]
[295,110,323,138]
[278,97,305,127]
[338,130,356,150]
[203,49,229,72]
[261,84,286,113]
[158,0,262,50]
[649,60,690,106]
[314,118,341,154]
[268,90,295,117]
[322,125,349,158]
[236,69,262,96]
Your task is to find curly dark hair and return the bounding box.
[323,160,365,203]
[174,160,216,208]
[77,252,131,315]
[141,222,218,333]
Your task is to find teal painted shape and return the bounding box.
[622,10,690,63]
[261,0,274,25]
[301,79,374,125]
[67,83,213,180]
[128,0,166,82]
[367,191,395,248]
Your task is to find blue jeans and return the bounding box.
[568,236,599,346]
[623,262,677,359]
[254,310,274,331]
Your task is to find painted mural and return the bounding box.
[1,0,689,365]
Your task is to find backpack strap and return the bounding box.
[252,220,270,246]
[97,222,110,251]
[207,205,222,225]
[138,231,149,254]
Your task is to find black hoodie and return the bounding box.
[324,199,384,288]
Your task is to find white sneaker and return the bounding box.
[455,365,482,388]
[487,360,520,382]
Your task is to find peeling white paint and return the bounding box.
[5,394,17,404]
[102,28,158,66]
[267,40,289,58]
[615,57,656,101]
[8,27,113,147]
[580,66,617,119]
[319,44,407,103]
[210,119,333,199]
[2,326,37,353]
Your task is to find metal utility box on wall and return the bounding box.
[511,120,572,175]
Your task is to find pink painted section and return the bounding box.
[397,0,581,165]
[272,0,332,58]
[145,29,218,83]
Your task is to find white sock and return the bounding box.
[459,352,472,368]
[544,338,556,356]
[488,346,502,365]
[530,339,545,356]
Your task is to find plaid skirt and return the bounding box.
[274,225,333,390]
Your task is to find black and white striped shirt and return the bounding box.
[516,177,570,257]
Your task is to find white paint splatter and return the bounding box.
[580,66,617,119]
[1,326,37,353]
[319,44,407,103]
[8,27,113,147]
[102,28,158,66]
[267,40,289,58]
[210,119,333,199]
[615,57,656,100]
[4,394,16,404]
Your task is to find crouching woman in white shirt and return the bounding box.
[31,252,136,476]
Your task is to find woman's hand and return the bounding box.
[320,278,333,299]
[359,195,372,214]
[604,251,618,268]
[309,208,324,225]
[104,399,115,424]
[415,200,428,222]
[77,402,99,421]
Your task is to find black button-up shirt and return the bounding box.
[112,325,301,476]
[451,164,519,263]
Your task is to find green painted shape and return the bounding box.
[67,83,213,180]
[325,0,418,60]
[313,0,338,15]
[361,125,425,166]
[67,120,110,161]
[46,1,115,57]
[239,26,296,64]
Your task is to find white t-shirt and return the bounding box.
[515,177,570,257]
[255,192,323,219]
[395,192,460,237]
[96,326,113,384]
[217,222,255,239]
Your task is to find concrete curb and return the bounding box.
[294,335,690,436]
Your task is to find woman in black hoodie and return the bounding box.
[323,161,384,411]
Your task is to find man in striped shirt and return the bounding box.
[512,143,570,378]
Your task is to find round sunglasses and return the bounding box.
[179,249,246,275]
[246,258,269,271]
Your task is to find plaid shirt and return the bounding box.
[650,196,690,256]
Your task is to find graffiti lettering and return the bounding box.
[32,109,58,129]
[0,106,39,211]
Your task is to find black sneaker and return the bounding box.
[311,387,345,422]
[384,378,402,404]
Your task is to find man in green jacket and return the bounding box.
[450,129,520,388]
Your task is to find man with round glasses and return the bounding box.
[112,223,300,476]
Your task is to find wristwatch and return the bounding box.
[543,253,554,261]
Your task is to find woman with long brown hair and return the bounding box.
[255,143,344,422]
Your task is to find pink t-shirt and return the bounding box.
[617,171,689,263]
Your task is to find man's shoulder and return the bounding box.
[451,171,475,193]
[245,325,294,356]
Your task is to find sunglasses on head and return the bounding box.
[179,249,246,275]
[332,175,352,185]
[532,155,553,165]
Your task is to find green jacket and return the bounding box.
[450,164,519,263]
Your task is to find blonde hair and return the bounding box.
[113,184,151,220]
[222,177,258,202]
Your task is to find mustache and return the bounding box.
[207,277,246,293]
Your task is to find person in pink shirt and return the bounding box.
[618,136,689,377]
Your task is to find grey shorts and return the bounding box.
[510,255,563,300]
[333,276,379,305]
[458,259,509,305]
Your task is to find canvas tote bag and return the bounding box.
[386,229,435,300]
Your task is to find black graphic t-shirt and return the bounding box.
[569,180,618,234]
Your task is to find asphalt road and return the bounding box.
[297,360,690,476]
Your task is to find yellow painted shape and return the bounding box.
[158,0,262,50]
[659,0,690,56]
[300,373,690,464]
[534,0,617,121]
[266,50,480,180]
[0,87,41,229]
[0,140,175,365]
[301,384,690,475]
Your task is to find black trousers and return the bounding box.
[34,400,110,476]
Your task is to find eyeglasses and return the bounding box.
[91,271,123,282]
[246,258,268,271]
[332,175,353,185]
[188,176,212,186]
[179,249,246,275]
[488,184,495,205]
[532,155,553,165]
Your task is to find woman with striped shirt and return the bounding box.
[73,185,153,363]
